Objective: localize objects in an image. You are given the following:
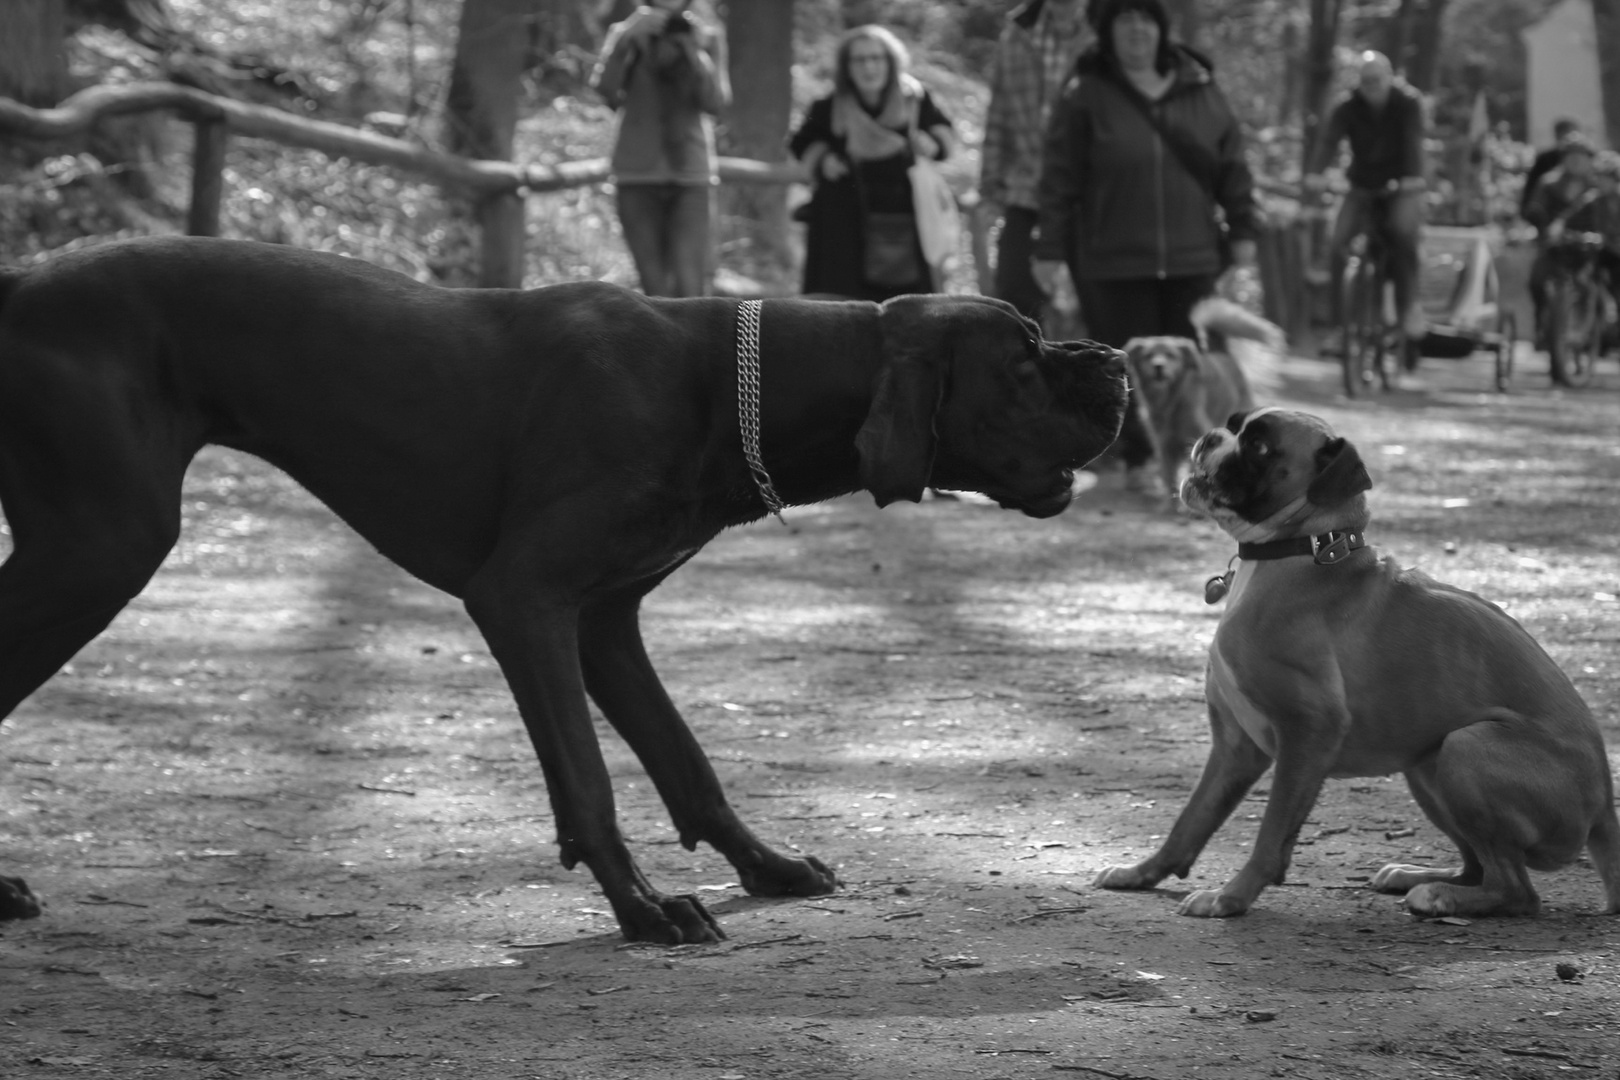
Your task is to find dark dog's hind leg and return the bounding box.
[0,408,189,919]
[579,588,838,900]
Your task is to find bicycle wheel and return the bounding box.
[1550,279,1597,388]
[1494,311,1516,393]
[1340,258,1374,397]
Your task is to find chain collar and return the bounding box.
[736,299,787,525]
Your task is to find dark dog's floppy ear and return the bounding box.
[1307,437,1373,504]
[855,352,945,507]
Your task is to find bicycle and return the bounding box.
[1337,189,1417,398]
[1541,230,1616,388]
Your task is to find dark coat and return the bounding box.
[788,90,952,300]
[1034,45,1259,282]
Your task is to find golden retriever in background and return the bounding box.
[1124,298,1285,508]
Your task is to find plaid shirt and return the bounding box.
[979,0,1093,211]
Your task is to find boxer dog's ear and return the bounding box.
[1307,437,1373,504]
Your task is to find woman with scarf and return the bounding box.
[788,25,956,300]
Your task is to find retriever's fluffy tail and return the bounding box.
[1191,297,1286,397]
[1190,296,1285,352]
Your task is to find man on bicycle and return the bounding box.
[1305,51,1428,340]
[1523,134,1620,347]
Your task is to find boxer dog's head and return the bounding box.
[1179,407,1372,542]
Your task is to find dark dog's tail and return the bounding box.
[0,269,20,320]
[1190,297,1285,355]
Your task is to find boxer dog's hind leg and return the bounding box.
[578,587,837,899]
[1394,720,1561,917]
[462,542,723,944]
[1370,756,1485,895]
[1097,696,1273,893]
[1586,806,1620,914]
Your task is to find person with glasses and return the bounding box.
[788,24,957,300]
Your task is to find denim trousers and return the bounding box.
[616,181,713,297]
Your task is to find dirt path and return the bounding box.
[3,347,1618,1079]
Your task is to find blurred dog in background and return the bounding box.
[1122,298,1286,509]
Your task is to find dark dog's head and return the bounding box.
[1123,335,1203,413]
[1180,407,1372,541]
[856,295,1128,518]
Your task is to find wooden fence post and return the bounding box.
[188,117,228,237]
[477,191,526,289]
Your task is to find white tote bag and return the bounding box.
[909,157,961,271]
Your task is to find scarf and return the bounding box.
[831,72,919,162]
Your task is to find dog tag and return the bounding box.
[1204,571,1233,605]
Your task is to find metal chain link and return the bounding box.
[736,299,787,524]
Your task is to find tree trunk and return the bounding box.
[721,0,796,266]
[1594,0,1620,149]
[1404,0,1448,94]
[444,0,543,288]
[1383,0,1419,77]
[0,0,70,106]
[1301,0,1344,177]
[445,0,539,161]
[1165,0,1202,48]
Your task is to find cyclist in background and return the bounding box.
[1522,134,1619,347]
[1304,51,1428,339]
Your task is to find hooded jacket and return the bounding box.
[1034,44,1259,281]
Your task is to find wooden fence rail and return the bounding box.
[0,81,807,287]
[3,82,1320,331]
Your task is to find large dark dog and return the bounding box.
[0,236,1128,942]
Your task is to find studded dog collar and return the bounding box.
[1204,530,1367,604]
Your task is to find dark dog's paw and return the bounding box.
[739,853,839,898]
[0,875,43,920]
[620,892,726,945]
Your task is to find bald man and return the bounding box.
[1306,52,1429,342]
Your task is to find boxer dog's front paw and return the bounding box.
[1095,864,1163,891]
[1371,863,1458,894]
[1175,888,1250,918]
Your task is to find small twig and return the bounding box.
[1502,1047,1595,1067]
[725,933,803,951]
[881,910,924,921]
[1015,906,1088,922]
[1049,1064,1161,1079]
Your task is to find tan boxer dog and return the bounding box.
[1097,407,1620,918]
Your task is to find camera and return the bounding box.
[651,9,696,74]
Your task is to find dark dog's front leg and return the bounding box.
[579,591,838,899]
[464,568,722,945]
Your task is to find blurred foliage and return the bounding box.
[0,0,1566,288]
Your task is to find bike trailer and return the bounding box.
[1415,225,1512,358]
